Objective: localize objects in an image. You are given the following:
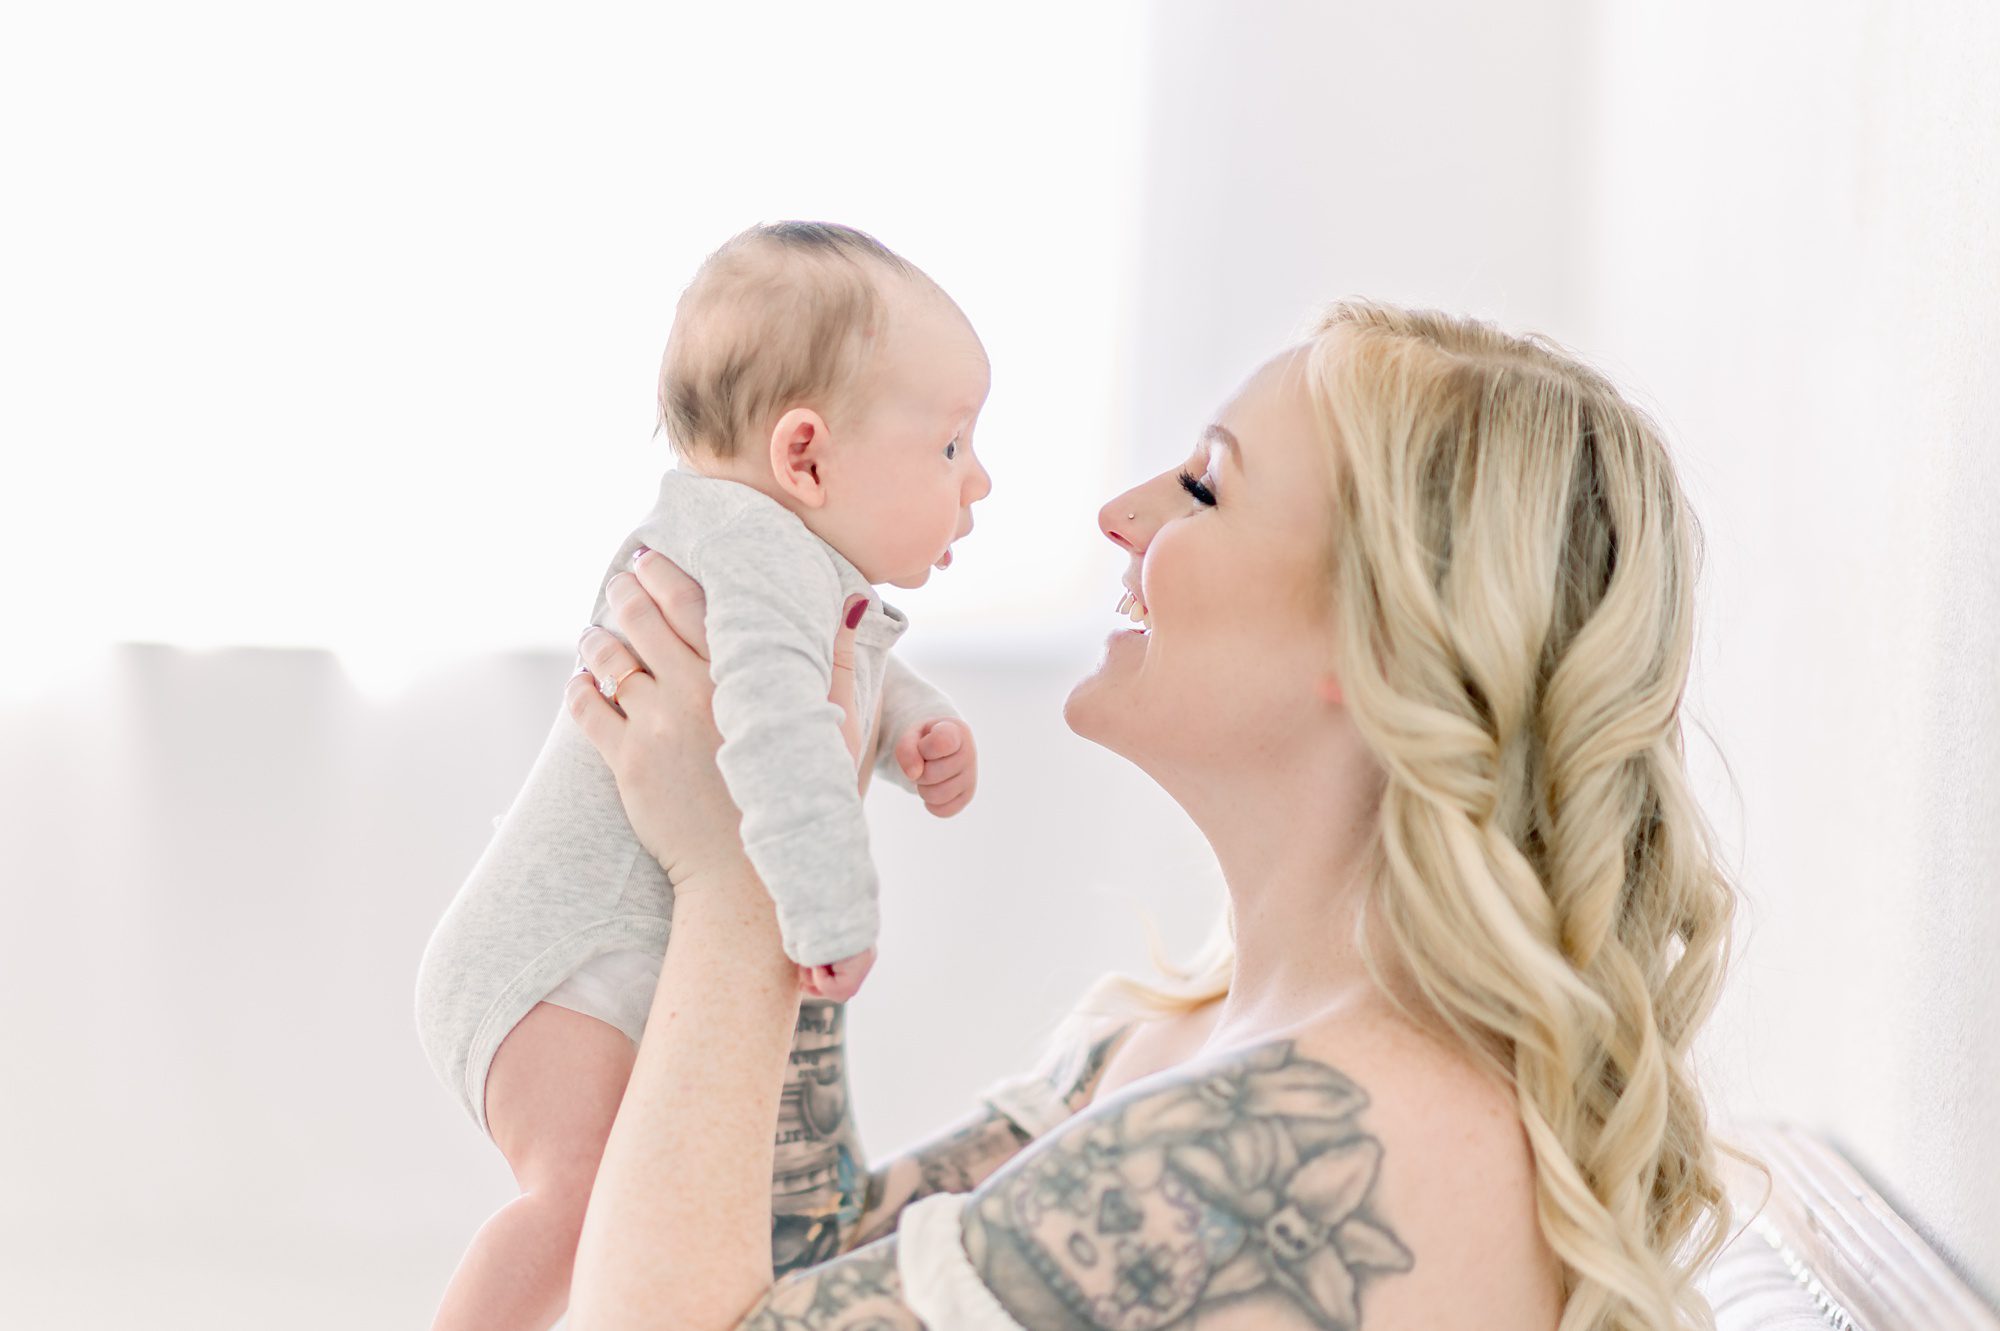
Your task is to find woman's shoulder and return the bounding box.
[1065,997,1563,1330]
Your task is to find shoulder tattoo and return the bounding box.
[963,1039,1415,1329]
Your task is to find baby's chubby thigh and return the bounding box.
[483,1000,638,1198]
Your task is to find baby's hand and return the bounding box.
[893,718,977,818]
[800,945,876,1003]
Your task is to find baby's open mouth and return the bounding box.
[934,547,953,570]
[1116,588,1151,632]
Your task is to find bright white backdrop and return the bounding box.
[2,2,1996,1326]
[0,0,1147,693]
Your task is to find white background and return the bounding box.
[1,2,1995,1325]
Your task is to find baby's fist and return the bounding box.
[801,946,875,1003]
[893,718,977,818]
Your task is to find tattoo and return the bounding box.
[771,1001,866,1275]
[742,1239,922,1331]
[1052,1029,1126,1115]
[846,1023,1139,1252]
[962,1040,1414,1330]
[846,1108,1029,1252]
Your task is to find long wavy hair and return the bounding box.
[1066,299,1750,1331]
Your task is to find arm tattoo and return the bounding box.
[961,1040,1415,1330]
[845,1025,1134,1252]
[742,1239,924,1331]
[770,1000,867,1275]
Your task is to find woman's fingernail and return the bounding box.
[845,598,868,629]
[629,545,650,570]
[607,572,635,602]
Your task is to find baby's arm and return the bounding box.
[875,654,978,818]
[871,654,958,793]
[690,507,880,969]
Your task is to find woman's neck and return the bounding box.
[1162,752,1429,1048]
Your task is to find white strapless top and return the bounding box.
[894,1191,1029,1331]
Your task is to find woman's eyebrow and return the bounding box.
[1203,423,1243,474]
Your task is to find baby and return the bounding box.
[414,222,990,1330]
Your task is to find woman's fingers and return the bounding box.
[566,647,630,759]
[830,595,868,767]
[629,546,711,661]
[601,577,696,706]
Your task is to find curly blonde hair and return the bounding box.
[1069,299,1749,1331]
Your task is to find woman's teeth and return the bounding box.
[1115,589,1151,631]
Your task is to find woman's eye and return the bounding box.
[1178,469,1216,506]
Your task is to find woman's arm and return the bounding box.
[838,1014,1136,1252]
[564,550,861,1330]
[767,990,1138,1270]
[570,864,802,1330]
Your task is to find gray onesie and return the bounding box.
[415,468,959,1134]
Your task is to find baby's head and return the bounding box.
[659,221,992,590]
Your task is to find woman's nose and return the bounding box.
[1098,494,1141,552]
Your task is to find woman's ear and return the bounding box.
[767,407,832,507]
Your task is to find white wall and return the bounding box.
[1570,0,2000,1298]
[3,2,1996,1325]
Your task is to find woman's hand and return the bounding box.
[564,545,871,900]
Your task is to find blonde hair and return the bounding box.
[657,221,923,460]
[1067,299,1751,1331]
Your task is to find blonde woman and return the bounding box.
[556,300,1743,1331]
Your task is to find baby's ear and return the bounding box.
[768,407,833,507]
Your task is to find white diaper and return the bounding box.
[541,947,664,1046]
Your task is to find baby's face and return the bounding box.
[816,288,992,589]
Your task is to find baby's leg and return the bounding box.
[429,1002,636,1331]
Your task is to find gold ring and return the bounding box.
[597,664,646,702]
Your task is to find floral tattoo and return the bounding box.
[965,1040,1414,1329]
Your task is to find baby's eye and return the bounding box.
[944,437,959,461]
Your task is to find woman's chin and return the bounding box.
[1061,647,1130,741]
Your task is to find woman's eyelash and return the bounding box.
[1178,469,1216,506]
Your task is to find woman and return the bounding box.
[559,300,1742,1331]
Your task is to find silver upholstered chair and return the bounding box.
[1701,1123,1998,1331]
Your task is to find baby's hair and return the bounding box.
[657,221,930,460]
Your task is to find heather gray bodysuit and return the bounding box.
[415,468,959,1134]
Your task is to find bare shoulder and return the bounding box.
[979,999,1562,1330]
[1285,1013,1563,1329]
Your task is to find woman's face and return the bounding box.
[1064,345,1344,775]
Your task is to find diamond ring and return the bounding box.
[597,665,646,702]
